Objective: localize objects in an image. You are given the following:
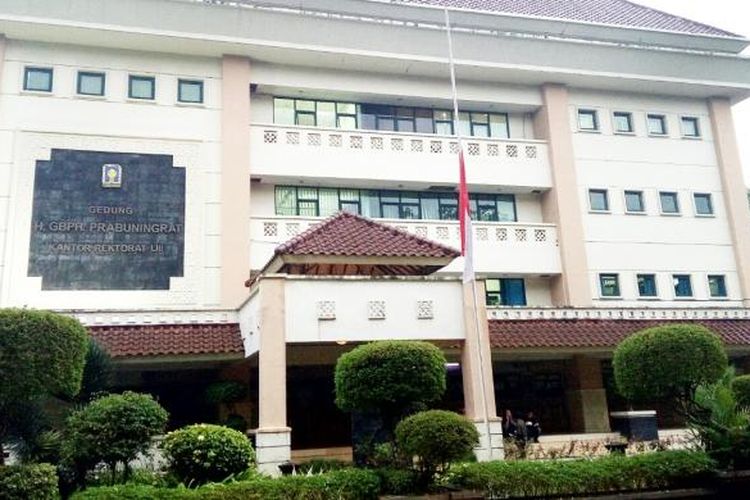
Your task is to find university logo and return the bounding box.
[101,164,122,188]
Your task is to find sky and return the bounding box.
[633,0,750,184]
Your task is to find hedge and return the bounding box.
[71,468,380,500]
[0,464,59,500]
[732,374,750,408]
[447,450,715,498]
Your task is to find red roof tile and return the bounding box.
[276,211,460,259]
[89,323,243,358]
[391,0,738,37]
[489,319,750,350]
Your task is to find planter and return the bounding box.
[609,410,658,441]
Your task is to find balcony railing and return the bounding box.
[250,216,561,275]
[249,124,552,189]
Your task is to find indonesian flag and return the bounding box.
[458,148,474,283]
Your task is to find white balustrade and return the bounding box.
[488,307,750,321]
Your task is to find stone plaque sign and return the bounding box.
[28,149,186,290]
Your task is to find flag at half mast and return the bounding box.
[458,148,474,283]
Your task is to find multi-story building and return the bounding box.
[1,0,750,473]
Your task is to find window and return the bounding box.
[589,189,609,212]
[673,274,693,298]
[485,278,526,306]
[178,79,203,103]
[659,192,680,214]
[77,71,105,96]
[273,98,358,129]
[637,274,658,298]
[693,193,714,216]
[624,190,645,213]
[613,111,634,133]
[274,186,516,222]
[647,114,668,136]
[599,274,621,297]
[708,275,727,298]
[128,75,155,100]
[577,109,599,131]
[23,67,53,92]
[681,116,700,138]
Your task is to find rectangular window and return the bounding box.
[274,98,295,125]
[275,186,297,216]
[624,190,645,213]
[489,114,510,138]
[673,274,693,298]
[178,79,203,103]
[613,112,634,133]
[485,278,526,306]
[589,189,609,212]
[681,116,700,138]
[637,274,658,298]
[693,193,714,215]
[24,67,53,92]
[708,275,727,298]
[659,191,680,214]
[599,274,621,297]
[647,114,668,136]
[497,194,517,222]
[128,75,155,100]
[577,109,599,131]
[77,71,105,96]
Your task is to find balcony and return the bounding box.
[250,216,561,275]
[249,124,552,189]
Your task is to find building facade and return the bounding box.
[1,0,750,473]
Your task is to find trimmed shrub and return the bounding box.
[613,324,727,403]
[71,468,380,500]
[447,450,715,498]
[732,374,750,408]
[63,391,168,484]
[161,424,254,485]
[0,463,58,500]
[334,341,446,414]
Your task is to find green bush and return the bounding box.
[374,467,418,495]
[71,468,380,500]
[613,324,727,403]
[204,382,246,406]
[64,391,169,483]
[447,450,715,498]
[732,374,750,408]
[396,410,478,486]
[161,424,254,485]
[0,463,58,500]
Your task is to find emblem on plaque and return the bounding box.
[101,164,122,188]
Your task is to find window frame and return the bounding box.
[588,189,610,213]
[23,66,54,93]
[693,192,714,217]
[599,273,621,298]
[707,274,728,299]
[623,190,646,214]
[577,108,600,132]
[636,274,658,298]
[76,71,106,97]
[485,278,527,306]
[177,79,204,104]
[672,274,694,299]
[659,191,681,215]
[680,116,701,139]
[612,111,635,134]
[128,75,156,100]
[646,113,668,136]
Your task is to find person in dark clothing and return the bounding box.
[502,409,517,438]
[525,411,541,443]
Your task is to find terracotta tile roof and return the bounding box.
[89,323,244,359]
[391,0,738,37]
[276,211,460,259]
[488,319,750,350]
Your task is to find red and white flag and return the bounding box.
[458,148,474,283]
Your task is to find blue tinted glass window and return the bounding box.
[694,193,713,215]
[178,79,203,103]
[500,279,526,306]
[673,274,693,297]
[77,72,105,96]
[24,67,53,92]
[637,274,657,297]
[599,274,620,297]
[129,75,155,100]
[589,190,609,211]
[660,192,680,214]
[708,275,727,298]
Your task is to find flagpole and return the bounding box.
[444,7,494,460]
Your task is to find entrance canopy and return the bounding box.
[254,212,460,278]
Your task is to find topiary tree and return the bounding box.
[0,308,89,464]
[732,374,750,409]
[395,410,479,490]
[161,424,255,485]
[63,391,168,485]
[613,324,727,407]
[76,338,113,403]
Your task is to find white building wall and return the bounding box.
[569,89,741,307]
[0,41,225,309]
